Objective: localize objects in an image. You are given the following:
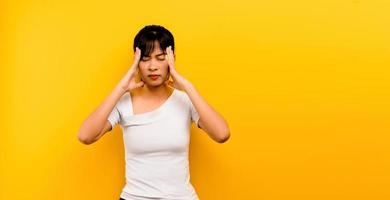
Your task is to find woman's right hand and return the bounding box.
[116,47,144,92]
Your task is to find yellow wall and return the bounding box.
[1,0,389,199]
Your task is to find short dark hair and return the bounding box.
[133,25,174,59]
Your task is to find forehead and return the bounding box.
[150,47,164,54]
[144,41,166,56]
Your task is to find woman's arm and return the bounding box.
[77,86,126,145]
[184,83,231,143]
[77,47,143,145]
[164,46,230,143]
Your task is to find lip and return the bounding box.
[148,75,160,80]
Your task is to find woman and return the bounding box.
[77,25,230,200]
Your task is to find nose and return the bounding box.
[148,60,159,71]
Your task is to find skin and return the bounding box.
[77,41,230,144]
[130,41,174,114]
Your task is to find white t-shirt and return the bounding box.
[107,88,200,200]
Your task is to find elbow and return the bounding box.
[213,122,231,143]
[216,130,231,144]
[77,131,95,145]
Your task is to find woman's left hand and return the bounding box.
[164,46,192,91]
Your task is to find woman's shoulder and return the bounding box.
[113,92,131,113]
[172,89,192,106]
[174,88,185,96]
[118,91,131,102]
[173,88,187,99]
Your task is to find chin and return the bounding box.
[145,80,164,87]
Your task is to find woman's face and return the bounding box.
[138,41,170,87]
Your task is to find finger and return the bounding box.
[169,46,174,56]
[166,46,175,67]
[167,46,172,56]
[165,52,173,69]
[127,63,138,77]
[135,46,141,55]
[168,46,175,62]
[165,47,171,62]
[166,46,172,56]
[129,47,141,73]
[134,47,141,64]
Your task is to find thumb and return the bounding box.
[164,80,174,87]
[133,81,144,89]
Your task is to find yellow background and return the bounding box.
[1,0,389,199]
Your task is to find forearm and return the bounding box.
[77,85,126,143]
[183,83,230,142]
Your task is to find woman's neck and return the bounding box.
[137,84,173,98]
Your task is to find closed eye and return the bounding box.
[141,56,165,61]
